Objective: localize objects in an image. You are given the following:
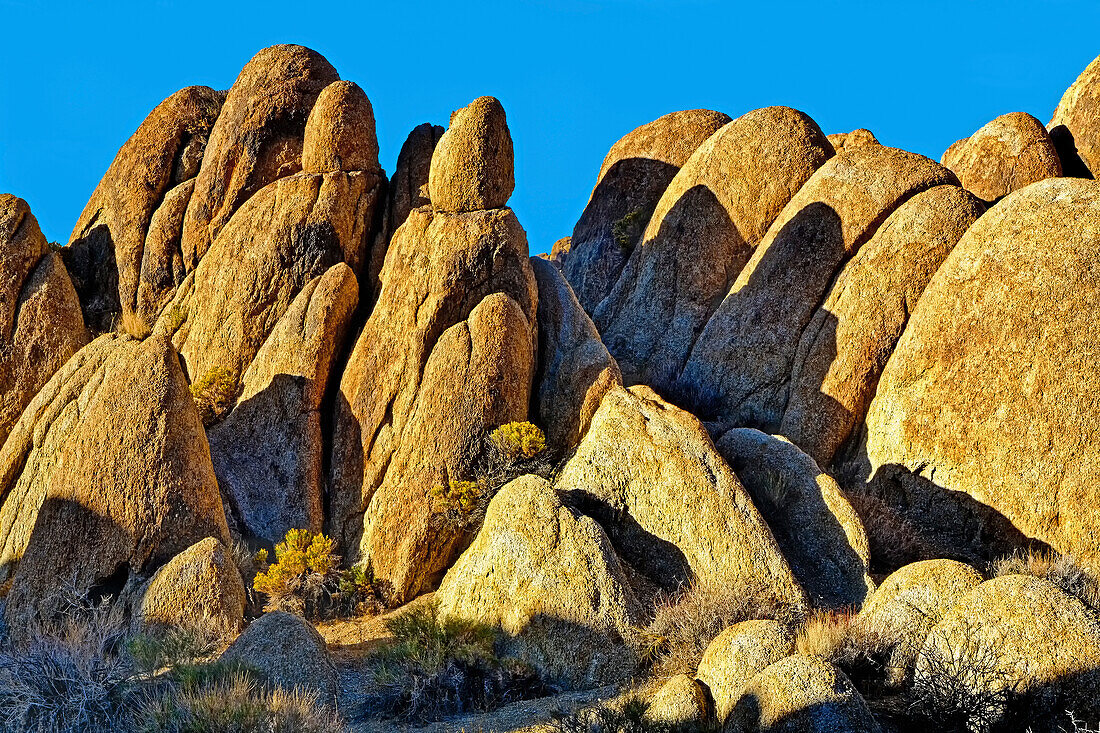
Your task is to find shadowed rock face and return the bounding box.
[592,106,833,391]
[679,145,958,433]
[861,177,1100,563]
[1051,52,1100,178]
[67,86,224,331]
[562,109,731,314]
[0,195,88,446]
[941,112,1061,202]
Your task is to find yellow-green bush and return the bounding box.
[490,421,546,460]
[430,480,482,515]
[189,367,239,426]
[252,529,337,598]
[162,304,187,334]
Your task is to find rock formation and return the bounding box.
[941,112,1062,201]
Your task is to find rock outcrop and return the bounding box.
[428,96,514,213]
[530,256,620,453]
[329,96,537,602]
[696,619,794,723]
[0,195,87,446]
[861,177,1100,562]
[680,145,958,433]
[780,185,985,466]
[66,86,224,330]
[645,674,711,727]
[138,537,246,633]
[222,610,338,702]
[555,385,805,603]
[916,575,1100,725]
[2,335,229,631]
[593,106,833,390]
[1050,52,1100,177]
[716,429,873,609]
[941,112,1061,201]
[562,109,731,313]
[828,128,880,153]
[436,475,642,688]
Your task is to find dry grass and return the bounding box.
[846,492,937,578]
[991,548,1100,610]
[638,581,806,678]
[119,310,152,340]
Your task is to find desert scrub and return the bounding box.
[362,601,547,722]
[161,304,187,334]
[491,421,547,460]
[252,529,385,620]
[991,548,1100,610]
[431,480,483,520]
[638,581,806,677]
[189,366,239,426]
[794,609,900,695]
[612,209,646,254]
[118,310,152,340]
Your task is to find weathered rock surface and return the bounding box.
[941,112,1061,201]
[549,236,571,267]
[696,619,794,723]
[555,385,804,603]
[1050,52,1100,177]
[731,654,880,733]
[716,429,873,609]
[644,674,711,726]
[562,109,731,313]
[780,185,985,466]
[135,178,196,321]
[139,537,246,632]
[386,122,444,234]
[916,575,1100,724]
[428,96,514,213]
[0,195,88,446]
[181,44,340,268]
[593,107,833,389]
[222,610,338,701]
[828,128,880,153]
[680,145,958,432]
[207,263,358,541]
[301,80,381,175]
[858,559,983,684]
[530,256,620,453]
[2,335,229,631]
[436,475,641,689]
[66,86,224,330]
[163,169,380,383]
[861,177,1100,562]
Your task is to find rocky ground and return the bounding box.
[3,42,1100,733]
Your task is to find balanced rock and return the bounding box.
[181,44,340,268]
[562,109,731,313]
[1050,52,1100,177]
[206,263,358,541]
[222,610,338,703]
[0,195,87,446]
[329,96,536,602]
[3,335,229,632]
[680,145,958,432]
[555,385,804,604]
[861,177,1100,562]
[593,106,833,390]
[696,619,794,723]
[436,475,642,688]
[139,537,246,633]
[941,112,1061,201]
[780,185,985,466]
[915,575,1100,725]
[301,80,381,174]
[858,559,984,686]
[716,429,873,609]
[828,128,880,153]
[530,256,621,453]
[428,96,514,212]
[730,654,880,733]
[67,86,224,331]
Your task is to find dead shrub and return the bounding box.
[991,548,1100,611]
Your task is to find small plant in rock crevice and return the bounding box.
[189,366,239,426]
[611,209,646,254]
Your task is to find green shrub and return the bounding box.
[251,529,385,620]
[611,209,646,253]
[362,601,547,722]
[189,367,239,426]
[490,421,547,460]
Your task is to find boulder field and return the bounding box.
[3,42,1100,731]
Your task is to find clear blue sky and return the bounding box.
[1,0,1097,255]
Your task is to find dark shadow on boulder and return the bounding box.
[1049,124,1094,180]
[62,223,121,334]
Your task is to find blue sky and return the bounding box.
[1,0,1097,255]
